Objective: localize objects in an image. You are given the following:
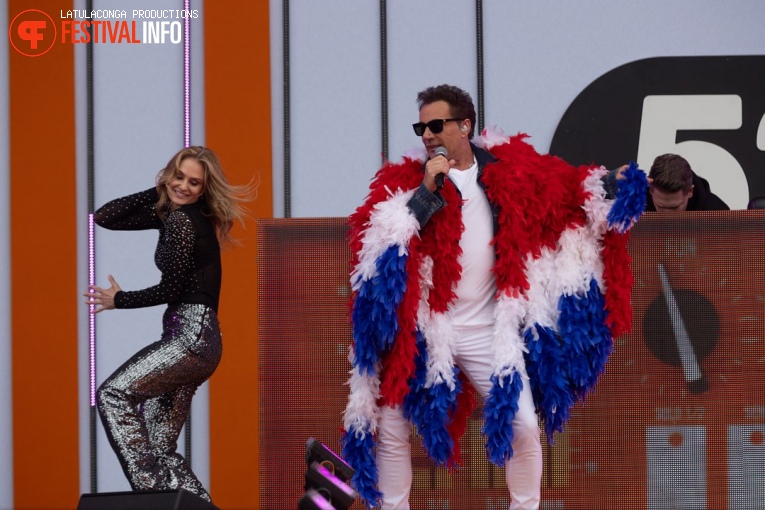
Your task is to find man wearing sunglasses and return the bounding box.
[342,84,647,509]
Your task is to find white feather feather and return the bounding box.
[422,312,457,390]
[343,363,381,437]
[492,294,529,380]
[351,189,419,290]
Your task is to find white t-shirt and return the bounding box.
[447,159,497,328]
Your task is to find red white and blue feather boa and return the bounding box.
[342,129,647,507]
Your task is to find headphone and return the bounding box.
[461,124,468,133]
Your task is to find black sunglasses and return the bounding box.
[412,118,462,136]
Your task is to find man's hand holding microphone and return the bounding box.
[424,146,455,192]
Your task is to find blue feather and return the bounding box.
[558,279,613,401]
[419,373,460,465]
[341,427,382,508]
[402,331,461,466]
[482,372,523,465]
[523,326,545,411]
[607,162,648,233]
[524,325,574,440]
[351,246,409,375]
[402,331,429,428]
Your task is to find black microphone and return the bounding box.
[433,146,448,190]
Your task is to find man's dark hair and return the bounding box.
[649,153,694,192]
[416,84,477,139]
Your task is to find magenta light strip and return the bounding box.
[89,213,96,407]
[184,0,191,147]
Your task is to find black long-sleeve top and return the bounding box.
[94,187,222,313]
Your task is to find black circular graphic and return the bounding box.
[643,289,719,366]
[549,56,765,201]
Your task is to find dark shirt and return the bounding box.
[646,172,730,211]
[94,187,222,312]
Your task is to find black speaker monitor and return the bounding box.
[77,489,219,510]
[305,437,355,483]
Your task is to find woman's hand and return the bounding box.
[83,274,122,313]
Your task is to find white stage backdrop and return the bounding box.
[270,0,765,218]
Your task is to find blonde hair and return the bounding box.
[156,146,254,246]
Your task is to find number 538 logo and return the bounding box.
[550,56,765,210]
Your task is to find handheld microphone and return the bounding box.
[434,146,448,190]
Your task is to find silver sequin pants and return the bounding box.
[97,303,222,502]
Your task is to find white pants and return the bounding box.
[377,324,542,509]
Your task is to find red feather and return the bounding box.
[446,373,478,467]
[480,136,590,297]
[380,236,424,407]
[602,230,633,337]
[420,179,464,313]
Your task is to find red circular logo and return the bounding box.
[8,9,57,57]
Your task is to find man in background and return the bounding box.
[647,153,729,211]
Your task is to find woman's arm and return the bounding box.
[113,210,196,309]
[94,187,163,230]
